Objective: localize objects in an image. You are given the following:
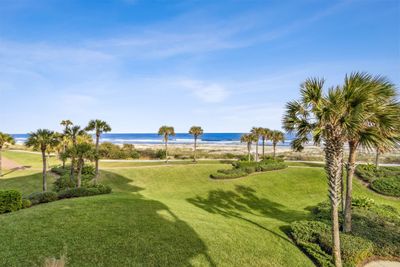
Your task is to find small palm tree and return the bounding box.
[85,120,112,184]
[67,143,94,187]
[60,120,73,168]
[189,126,203,162]
[250,127,264,161]
[158,126,175,163]
[25,129,59,191]
[0,132,15,177]
[260,128,271,159]
[240,133,257,162]
[270,130,285,158]
[64,125,86,180]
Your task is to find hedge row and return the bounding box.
[210,159,287,179]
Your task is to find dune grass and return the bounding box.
[0,151,399,266]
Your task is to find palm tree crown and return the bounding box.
[85,119,112,137]
[0,132,15,149]
[250,127,264,161]
[189,126,203,137]
[241,133,257,162]
[158,126,175,142]
[25,129,60,152]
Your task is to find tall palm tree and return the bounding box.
[68,143,94,187]
[64,125,86,181]
[0,132,15,177]
[85,119,112,184]
[189,126,203,162]
[283,78,348,267]
[341,72,400,233]
[260,128,271,159]
[25,129,59,191]
[240,133,257,162]
[270,130,285,158]
[250,127,264,161]
[60,120,73,168]
[158,126,175,163]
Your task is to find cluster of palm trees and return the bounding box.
[158,125,204,163]
[240,128,285,162]
[24,119,111,192]
[283,72,400,267]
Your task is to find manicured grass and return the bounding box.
[2,150,60,169]
[0,151,399,266]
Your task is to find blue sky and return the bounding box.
[0,0,399,133]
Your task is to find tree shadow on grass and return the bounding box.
[0,170,216,267]
[187,185,309,243]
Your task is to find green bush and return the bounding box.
[155,149,166,159]
[291,220,373,267]
[58,184,112,199]
[28,191,58,205]
[0,190,22,214]
[98,142,140,159]
[53,173,94,192]
[371,177,400,197]
[351,197,375,208]
[51,166,69,176]
[21,199,32,209]
[210,169,248,179]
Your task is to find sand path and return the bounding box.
[364,261,400,267]
[1,156,23,170]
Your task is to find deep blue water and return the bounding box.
[12,133,294,146]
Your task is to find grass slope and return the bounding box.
[0,152,399,266]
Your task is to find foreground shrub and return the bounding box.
[351,197,375,208]
[58,184,112,199]
[53,173,94,192]
[28,191,58,205]
[210,169,248,179]
[371,177,400,197]
[291,220,373,267]
[0,190,22,214]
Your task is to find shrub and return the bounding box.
[51,166,68,176]
[155,149,166,159]
[21,199,32,209]
[210,169,248,179]
[371,177,400,197]
[28,191,58,205]
[0,190,22,214]
[291,220,373,267]
[352,197,375,208]
[58,184,112,199]
[98,142,140,159]
[53,172,95,192]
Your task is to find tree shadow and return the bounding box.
[187,185,308,243]
[0,170,217,267]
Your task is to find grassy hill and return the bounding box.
[0,151,398,266]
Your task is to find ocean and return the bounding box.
[11,133,293,146]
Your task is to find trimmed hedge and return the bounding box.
[211,159,287,179]
[371,177,400,197]
[58,184,112,199]
[0,190,22,214]
[28,191,58,205]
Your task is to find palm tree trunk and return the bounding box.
[262,138,265,159]
[41,149,47,192]
[95,133,100,184]
[375,148,380,169]
[193,136,197,162]
[247,143,251,162]
[273,143,276,158]
[165,139,168,163]
[255,140,259,162]
[77,159,83,188]
[62,143,66,169]
[70,157,75,182]
[344,141,357,233]
[340,155,345,215]
[0,146,3,177]
[324,137,343,267]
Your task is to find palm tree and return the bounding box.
[25,129,59,191]
[260,128,271,159]
[250,127,264,161]
[240,133,257,162]
[60,120,73,168]
[85,119,112,184]
[270,130,285,158]
[64,125,86,180]
[0,132,15,177]
[283,78,347,267]
[158,126,175,163]
[189,126,204,162]
[68,143,94,187]
[341,72,400,233]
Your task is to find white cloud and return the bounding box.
[179,79,230,103]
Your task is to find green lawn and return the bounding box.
[0,152,399,266]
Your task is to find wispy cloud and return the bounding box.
[179,79,230,103]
